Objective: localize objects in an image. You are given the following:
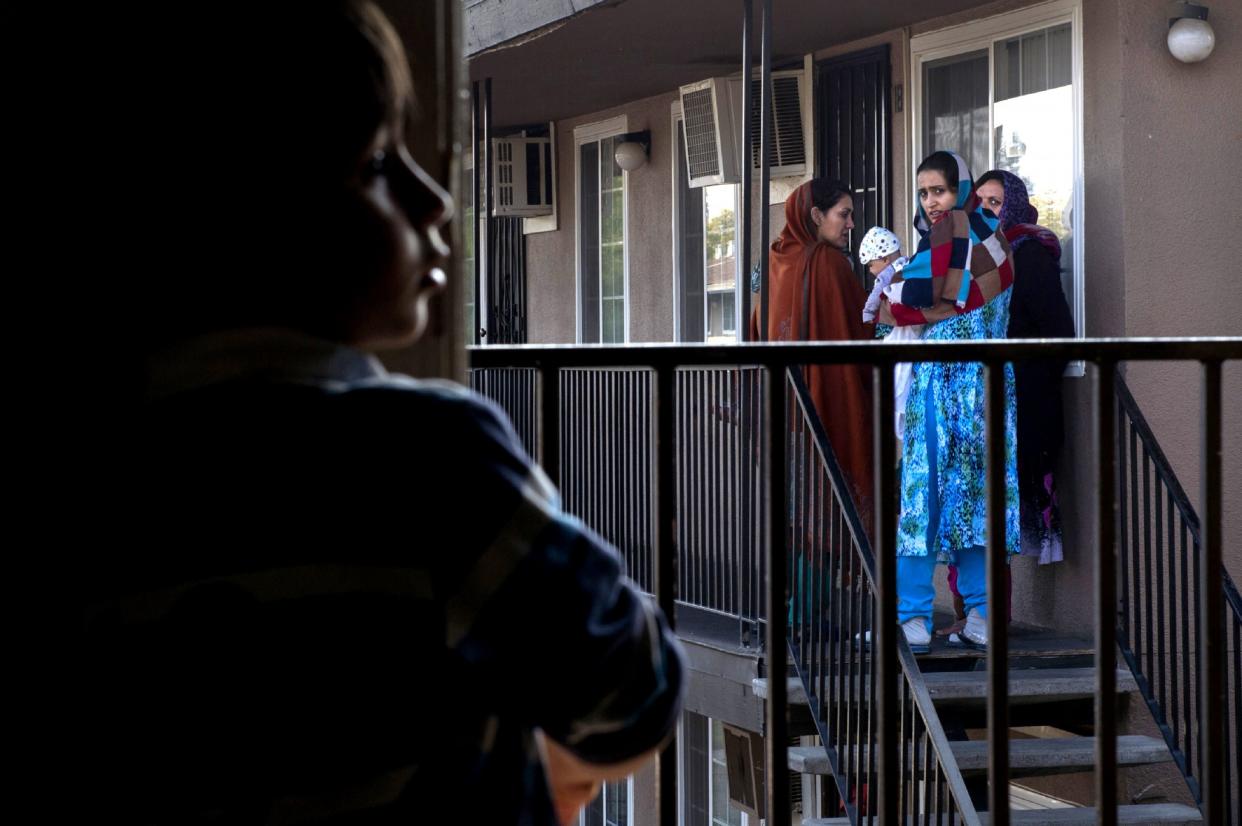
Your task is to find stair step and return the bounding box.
[753,667,1136,706]
[804,803,1202,825]
[788,735,1170,778]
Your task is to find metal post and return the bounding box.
[764,366,789,826]
[1095,361,1118,826]
[985,361,1010,826]
[482,77,493,344]
[1200,359,1224,826]
[471,82,482,346]
[757,0,772,342]
[655,364,678,826]
[540,363,560,488]
[874,363,899,824]
[740,0,753,341]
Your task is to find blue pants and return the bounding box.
[897,379,988,631]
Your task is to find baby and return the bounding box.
[859,226,908,323]
[859,226,922,439]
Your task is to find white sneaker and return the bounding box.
[902,617,932,651]
[963,608,988,647]
[856,618,931,652]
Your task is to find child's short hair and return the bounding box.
[858,227,902,265]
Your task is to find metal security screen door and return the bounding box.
[815,45,893,289]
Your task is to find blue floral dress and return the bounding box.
[896,290,1019,562]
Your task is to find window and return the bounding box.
[580,778,631,826]
[681,712,751,826]
[673,110,740,344]
[462,146,477,345]
[912,0,1085,347]
[575,116,629,343]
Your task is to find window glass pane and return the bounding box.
[1020,30,1048,95]
[995,36,1021,103]
[603,297,624,343]
[710,720,744,826]
[676,120,706,342]
[1047,23,1072,88]
[992,22,1076,327]
[579,141,600,342]
[604,244,624,298]
[923,49,990,180]
[708,293,724,338]
[683,713,710,826]
[462,148,476,344]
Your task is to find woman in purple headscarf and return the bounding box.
[977,169,1075,565]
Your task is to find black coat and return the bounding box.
[1007,240,1075,475]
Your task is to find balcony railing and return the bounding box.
[469,336,1240,826]
[1116,371,1241,824]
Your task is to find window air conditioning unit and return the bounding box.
[678,77,741,188]
[730,69,808,179]
[491,136,554,218]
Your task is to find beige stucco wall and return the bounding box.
[1037,0,1242,644]
[526,92,679,344]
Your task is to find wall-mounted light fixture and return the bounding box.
[614,130,651,171]
[1168,2,1215,64]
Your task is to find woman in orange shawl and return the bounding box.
[751,178,875,515]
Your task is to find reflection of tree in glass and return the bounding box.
[706,208,735,262]
[1028,193,1068,238]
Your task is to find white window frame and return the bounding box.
[910,0,1086,373]
[574,115,630,344]
[671,102,742,344]
[708,718,750,826]
[577,776,633,826]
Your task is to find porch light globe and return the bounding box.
[1167,17,1215,63]
[614,141,647,171]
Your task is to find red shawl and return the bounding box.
[751,182,875,517]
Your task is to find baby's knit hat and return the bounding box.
[858,226,902,265]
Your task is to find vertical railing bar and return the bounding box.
[1143,448,1155,683]
[1199,359,1223,826]
[677,372,687,602]
[874,361,899,825]
[1129,422,1141,678]
[1191,516,1201,782]
[740,0,753,340]
[985,361,1010,826]
[1095,359,1118,826]
[868,590,879,825]
[1168,486,1180,742]
[1155,463,1166,714]
[758,0,772,341]
[764,362,790,826]
[1180,517,1193,770]
[1118,397,1131,651]
[540,363,560,490]
[720,369,728,612]
[655,363,678,826]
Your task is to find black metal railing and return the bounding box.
[786,368,978,824]
[469,367,538,456]
[468,337,1239,826]
[470,364,765,639]
[1115,371,1241,824]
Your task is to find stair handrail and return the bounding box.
[1114,369,1240,820]
[786,368,980,825]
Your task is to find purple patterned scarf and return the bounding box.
[987,170,1062,263]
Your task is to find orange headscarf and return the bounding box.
[751,181,875,519]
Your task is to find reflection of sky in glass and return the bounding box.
[994,83,1076,332]
[994,85,1072,236]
